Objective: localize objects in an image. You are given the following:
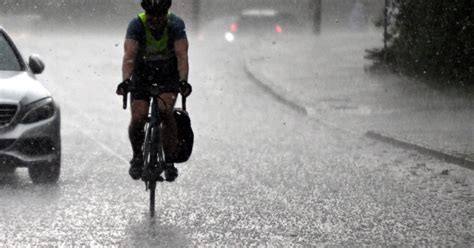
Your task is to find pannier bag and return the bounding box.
[173,108,194,163]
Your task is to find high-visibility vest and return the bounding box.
[137,12,173,61]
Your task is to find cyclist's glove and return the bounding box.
[180,80,192,97]
[116,79,130,95]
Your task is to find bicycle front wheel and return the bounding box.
[149,180,156,217]
[143,123,157,172]
[143,122,159,217]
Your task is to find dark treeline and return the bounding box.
[369,0,473,85]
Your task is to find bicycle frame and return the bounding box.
[122,83,184,218]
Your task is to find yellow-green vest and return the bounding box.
[138,12,173,61]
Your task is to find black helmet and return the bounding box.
[141,0,172,16]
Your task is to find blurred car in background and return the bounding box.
[225,8,300,43]
[0,27,61,184]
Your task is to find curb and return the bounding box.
[365,131,474,171]
[244,59,474,171]
[243,61,308,115]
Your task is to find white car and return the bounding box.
[0,27,61,184]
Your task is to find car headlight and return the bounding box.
[21,98,55,124]
[225,32,235,42]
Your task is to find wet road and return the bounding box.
[0,28,472,246]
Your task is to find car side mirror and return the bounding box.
[29,54,45,74]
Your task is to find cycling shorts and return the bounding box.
[130,79,180,102]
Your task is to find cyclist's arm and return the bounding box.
[122,38,139,81]
[174,38,189,82]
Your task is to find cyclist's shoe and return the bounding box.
[142,167,164,182]
[129,157,143,180]
[164,163,178,182]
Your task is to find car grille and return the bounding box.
[0,104,18,126]
[17,138,57,156]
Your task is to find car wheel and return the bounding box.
[28,159,61,184]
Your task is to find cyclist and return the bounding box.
[116,0,192,181]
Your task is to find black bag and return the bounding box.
[173,108,194,163]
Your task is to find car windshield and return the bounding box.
[240,16,277,28]
[0,33,21,71]
[238,11,298,33]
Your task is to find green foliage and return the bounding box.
[373,0,473,85]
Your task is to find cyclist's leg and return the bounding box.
[127,99,150,179]
[157,92,178,161]
[129,78,152,157]
[157,92,179,182]
[129,99,149,158]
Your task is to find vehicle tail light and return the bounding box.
[275,24,283,33]
[230,23,238,33]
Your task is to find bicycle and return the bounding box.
[122,82,187,217]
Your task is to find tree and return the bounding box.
[368,0,474,85]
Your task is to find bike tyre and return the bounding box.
[143,123,158,172]
[143,122,159,217]
[149,180,156,217]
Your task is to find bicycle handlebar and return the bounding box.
[122,91,187,111]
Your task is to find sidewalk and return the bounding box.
[244,31,474,170]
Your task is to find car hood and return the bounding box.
[0,70,51,105]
